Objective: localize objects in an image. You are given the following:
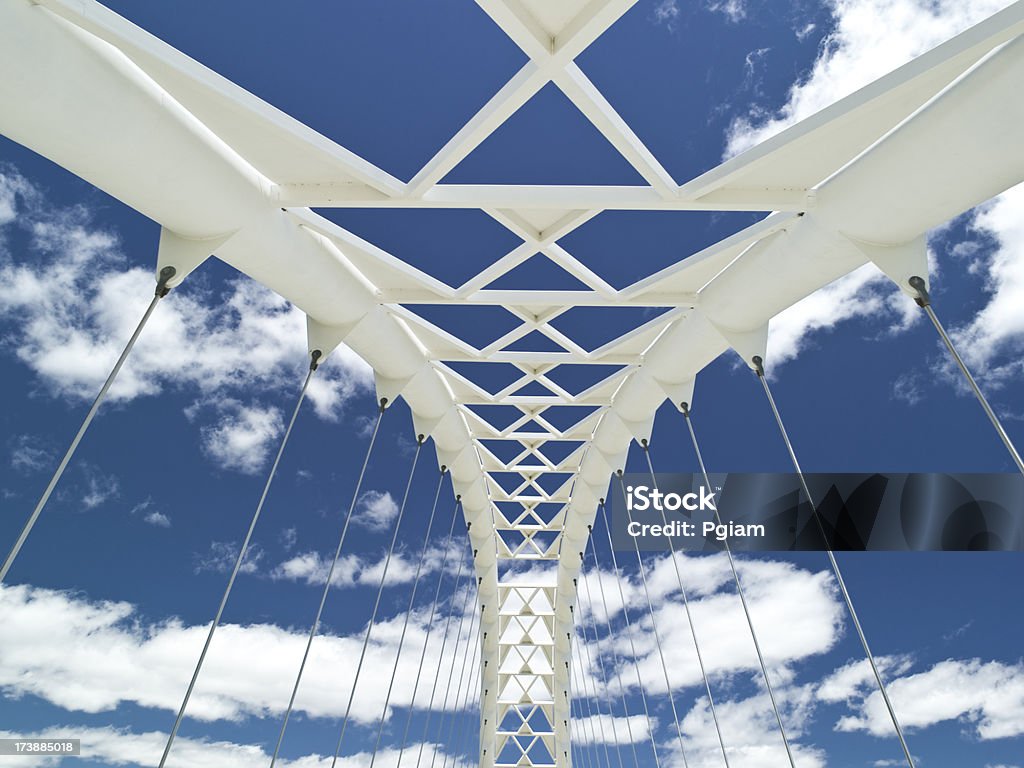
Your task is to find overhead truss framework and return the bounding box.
[2,0,1023,765]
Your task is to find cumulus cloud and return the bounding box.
[0,166,373,472]
[193,399,283,475]
[354,490,400,533]
[725,0,1013,156]
[833,658,1024,740]
[0,582,479,725]
[0,725,458,768]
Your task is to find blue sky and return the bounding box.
[1,0,1024,767]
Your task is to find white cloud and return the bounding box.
[570,713,650,745]
[0,167,373,469]
[725,0,1013,156]
[708,0,746,23]
[271,539,466,590]
[193,399,283,474]
[946,184,1024,388]
[0,583,479,725]
[80,464,120,510]
[354,489,400,533]
[833,658,1024,740]
[192,541,263,576]
[0,725,458,768]
[8,433,52,474]
[143,510,172,528]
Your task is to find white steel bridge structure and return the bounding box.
[2,0,1024,766]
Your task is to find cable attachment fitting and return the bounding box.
[155,266,177,298]
[379,397,389,412]
[309,349,322,371]
[417,433,426,446]
[752,355,766,378]
[908,275,931,308]
[681,401,691,417]
[440,464,448,474]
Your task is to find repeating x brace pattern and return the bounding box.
[2,0,1023,765]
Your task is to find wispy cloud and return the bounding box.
[192,541,263,576]
[8,434,52,474]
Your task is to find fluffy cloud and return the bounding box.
[725,0,1013,157]
[0,166,373,473]
[832,658,1024,740]
[0,725,459,768]
[193,400,283,475]
[353,490,401,533]
[0,582,479,725]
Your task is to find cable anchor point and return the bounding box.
[155,266,177,298]
[908,275,930,307]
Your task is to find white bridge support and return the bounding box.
[2,0,1023,765]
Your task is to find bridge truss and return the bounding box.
[2,0,1024,766]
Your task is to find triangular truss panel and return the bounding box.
[2,0,1023,765]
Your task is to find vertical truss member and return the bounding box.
[596,502,662,768]
[752,355,916,768]
[331,434,426,768]
[369,465,449,768]
[576,561,626,768]
[430,576,478,768]
[417,533,474,768]
[909,276,1024,475]
[270,397,388,768]
[159,349,321,768]
[590,509,642,768]
[569,601,611,768]
[679,402,796,767]
[397,498,464,768]
[635,443,731,768]
[614,474,692,768]
[1,266,177,584]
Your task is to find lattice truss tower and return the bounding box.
[2,0,1024,765]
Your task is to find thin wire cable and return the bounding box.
[415,537,472,768]
[907,278,1024,475]
[570,606,611,768]
[442,603,481,768]
[369,465,448,768]
[2,268,176,584]
[597,502,661,768]
[452,637,483,767]
[615,474,691,768]
[159,354,319,768]
[568,642,594,768]
[680,404,795,767]
[269,399,387,768]
[572,634,605,768]
[754,358,916,768]
[577,562,625,768]
[637,446,728,768]
[397,499,463,768]
[331,435,425,768]
[430,580,477,768]
[589,516,641,768]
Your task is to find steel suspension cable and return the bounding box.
[909,277,1024,475]
[415,536,472,768]
[577,561,625,768]
[588,513,641,768]
[269,397,388,768]
[442,602,481,768]
[568,611,607,768]
[429,578,477,768]
[636,445,729,768]
[680,403,795,767]
[369,465,448,768]
[1,266,176,584]
[568,640,592,768]
[614,473,691,768]
[397,499,464,768]
[452,635,483,768]
[330,435,426,768]
[569,660,591,768]
[159,351,320,768]
[596,502,661,768]
[752,355,916,768]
